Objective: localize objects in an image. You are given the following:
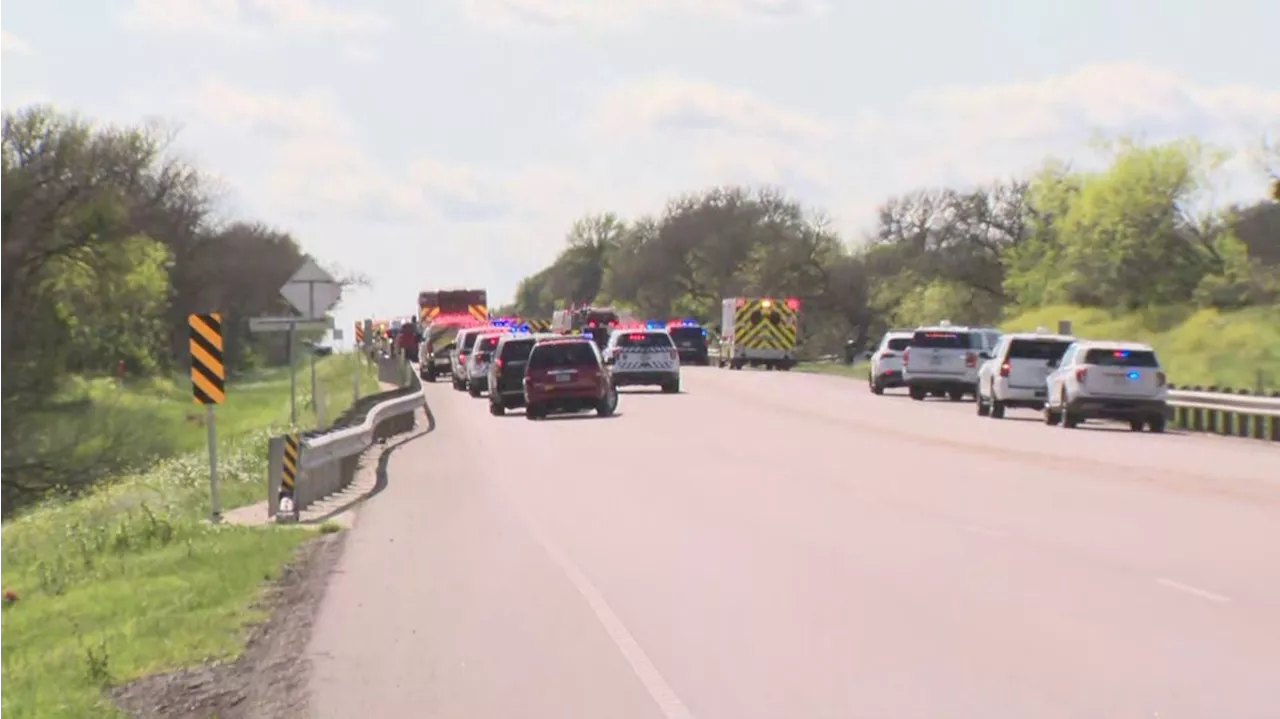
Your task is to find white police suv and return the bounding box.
[603,328,681,393]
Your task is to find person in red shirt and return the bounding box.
[395,319,421,358]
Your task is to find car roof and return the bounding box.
[1074,339,1156,352]
[883,330,914,338]
[1002,332,1076,342]
[913,324,977,333]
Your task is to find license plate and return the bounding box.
[679,341,693,347]
[929,356,942,366]
[554,373,570,382]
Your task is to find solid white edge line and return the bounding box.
[1156,578,1231,604]
[521,513,696,719]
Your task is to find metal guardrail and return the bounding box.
[268,352,424,520]
[1166,387,1280,441]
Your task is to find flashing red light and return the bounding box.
[785,297,800,310]
[588,321,596,327]
[609,320,618,327]
[627,333,645,340]
[964,352,977,368]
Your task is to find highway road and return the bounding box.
[307,367,1280,719]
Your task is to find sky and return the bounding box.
[3,0,1279,341]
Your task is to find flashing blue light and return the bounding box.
[1126,370,1140,380]
[645,320,664,329]
[514,324,530,332]
[681,318,697,326]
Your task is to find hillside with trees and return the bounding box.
[506,136,1280,362]
[1,105,348,512]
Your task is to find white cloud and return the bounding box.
[462,0,824,31]
[121,0,387,38]
[1,29,32,55]
[587,63,1280,239]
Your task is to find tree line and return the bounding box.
[503,136,1280,353]
[2,104,346,512]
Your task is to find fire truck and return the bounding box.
[551,305,637,349]
[416,289,488,381]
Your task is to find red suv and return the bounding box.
[523,338,618,420]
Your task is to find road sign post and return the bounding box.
[249,315,336,428]
[189,313,225,523]
[279,259,341,424]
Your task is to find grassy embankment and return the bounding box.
[1,353,382,719]
[797,305,1280,390]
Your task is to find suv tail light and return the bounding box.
[999,362,1011,377]
[669,349,679,360]
[1075,367,1088,382]
[1156,371,1166,386]
[458,352,468,363]
[964,352,977,368]
[495,358,504,371]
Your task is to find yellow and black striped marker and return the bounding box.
[527,319,552,332]
[354,322,365,345]
[468,303,488,322]
[188,313,226,404]
[282,433,300,491]
[734,299,797,351]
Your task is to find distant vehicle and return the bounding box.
[603,328,680,392]
[487,333,557,415]
[523,337,617,420]
[551,305,636,349]
[719,296,799,371]
[976,329,1076,418]
[449,327,492,391]
[466,332,507,397]
[1042,340,1169,432]
[664,319,710,365]
[901,321,993,401]
[867,330,914,394]
[418,288,488,325]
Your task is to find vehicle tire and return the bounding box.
[469,383,482,398]
[909,386,926,401]
[452,376,465,391]
[870,376,884,395]
[662,379,680,394]
[424,370,437,383]
[990,401,1005,419]
[596,388,618,417]
[1061,392,1080,429]
[1147,416,1167,433]
[1043,407,1061,425]
[489,400,505,416]
[976,395,990,416]
[948,389,965,402]
[1128,418,1144,432]
[730,361,744,370]
[525,403,543,420]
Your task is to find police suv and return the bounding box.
[603,328,681,393]
[976,329,1076,418]
[902,321,996,401]
[1042,340,1170,432]
[867,329,914,394]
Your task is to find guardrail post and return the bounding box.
[267,436,284,518]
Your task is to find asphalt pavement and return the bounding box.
[306,367,1279,719]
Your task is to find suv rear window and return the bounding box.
[885,337,911,351]
[1007,339,1072,361]
[499,338,535,361]
[529,341,599,369]
[668,327,705,343]
[476,335,502,352]
[617,332,675,348]
[911,331,973,349]
[459,332,482,351]
[1084,348,1160,367]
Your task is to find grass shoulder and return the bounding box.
[1,353,380,718]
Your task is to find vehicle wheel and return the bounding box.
[1061,392,1080,429]
[1043,407,1061,426]
[489,400,505,416]
[730,361,744,370]
[1128,418,1144,432]
[424,370,437,383]
[976,395,990,416]
[525,403,542,420]
[909,386,926,401]
[469,383,482,398]
[990,401,1005,419]
[1147,416,1167,433]
[948,389,965,402]
[452,377,465,391]
[596,389,618,417]
[870,377,884,395]
[662,379,680,394]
